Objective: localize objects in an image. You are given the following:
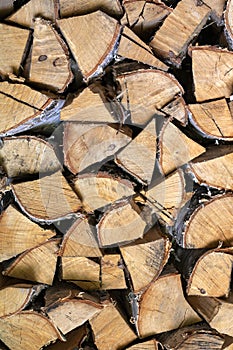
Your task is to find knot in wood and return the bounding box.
[38,55,48,62]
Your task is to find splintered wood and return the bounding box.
[1,0,233,349]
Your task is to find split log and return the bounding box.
[225,0,233,48]
[188,99,233,139]
[162,96,188,126]
[190,46,233,102]
[189,146,233,190]
[101,254,127,289]
[58,11,121,81]
[3,238,60,285]
[205,0,226,23]
[0,0,14,19]
[137,273,201,337]
[45,325,87,350]
[74,173,135,212]
[0,205,55,262]
[120,224,171,292]
[149,0,210,67]
[126,339,163,350]
[0,311,63,350]
[182,194,233,248]
[29,17,72,93]
[12,170,82,222]
[63,122,131,174]
[0,136,61,178]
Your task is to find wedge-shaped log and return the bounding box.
[225,0,233,48]
[101,254,126,289]
[162,96,188,126]
[0,205,54,262]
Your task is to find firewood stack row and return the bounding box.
[0,0,233,349]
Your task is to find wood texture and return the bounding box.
[162,96,188,126]
[126,339,162,350]
[0,284,34,317]
[101,254,127,289]
[45,326,87,350]
[225,0,233,48]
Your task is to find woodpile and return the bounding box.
[0,1,233,349]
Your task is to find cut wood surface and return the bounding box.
[0,284,34,317]
[101,254,127,289]
[162,96,188,126]
[225,0,233,48]
[126,339,162,350]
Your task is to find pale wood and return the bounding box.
[188,99,233,139]
[120,224,171,292]
[6,0,56,28]
[138,273,201,337]
[0,136,61,178]
[117,26,168,71]
[150,0,210,66]
[60,0,123,18]
[0,311,63,350]
[205,0,226,23]
[97,199,148,247]
[45,326,87,350]
[158,120,205,175]
[89,302,137,350]
[116,118,156,184]
[162,96,188,126]
[225,0,233,48]
[189,146,233,190]
[58,12,121,80]
[71,280,101,291]
[3,239,60,285]
[116,69,183,126]
[191,46,233,102]
[74,173,135,212]
[0,205,55,262]
[0,0,14,19]
[0,284,34,317]
[126,339,162,350]
[183,194,233,248]
[29,17,72,92]
[12,171,82,222]
[64,122,131,174]
[101,254,127,289]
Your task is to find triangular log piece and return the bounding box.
[187,248,233,298]
[97,199,148,247]
[138,273,201,337]
[183,194,233,248]
[122,0,171,41]
[6,0,56,28]
[120,224,171,293]
[116,69,183,126]
[101,254,127,289]
[12,171,82,222]
[149,0,210,67]
[189,146,233,190]
[190,46,233,102]
[125,339,163,350]
[204,0,226,23]
[225,0,233,48]
[0,23,29,76]
[45,325,87,350]
[145,169,186,225]
[74,173,135,212]
[59,0,123,18]
[115,118,156,184]
[117,26,168,71]
[58,12,121,80]
[0,1,14,20]
[60,217,102,257]
[3,239,60,285]
[188,99,233,139]
[89,302,137,350]
[0,136,61,178]
[46,297,103,335]
[0,311,63,350]
[158,120,205,175]
[0,205,55,262]
[29,18,73,93]
[63,122,132,174]
[161,96,188,126]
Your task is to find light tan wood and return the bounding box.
[158,120,205,175]
[117,69,183,126]
[189,146,233,190]
[60,217,102,257]
[3,239,60,285]
[0,23,29,76]
[120,224,171,292]
[138,273,201,337]
[45,326,87,350]
[101,254,126,289]
[225,0,233,48]
[191,46,233,102]
[0,284,34,317]
[89,302,137,350]
[0,311,63,350]
[126,339,161,350]
[58,12,121,80]
[0,205,55,262]
[150,0,210,66]
[183,194,233,248]
[64,122,131,174]
[162,96,188,126]
[0,0,14,19]
[6,0,56,28]
[71,280,101,291]
[12,171,82,222]
[0,136,61,178]
[205,0,226,23]
[29,18,72,92]
[97,199,147,247]
[189,99,233,139]
[60,0,123,18]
